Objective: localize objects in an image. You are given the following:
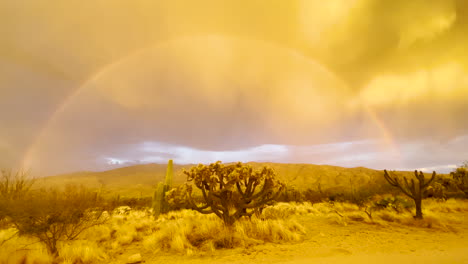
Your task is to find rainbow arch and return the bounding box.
[21,35,402,172]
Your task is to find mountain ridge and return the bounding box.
[34,162,438,198]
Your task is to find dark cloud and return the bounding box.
[0,0,467,175]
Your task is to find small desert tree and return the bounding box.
[0,169,33,200]
[383,170,435,219]
[450,162,468,198]
[5,185,108,257]
[0,169,34,226]
[167,161,285,226]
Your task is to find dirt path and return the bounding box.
[114,214,468,264]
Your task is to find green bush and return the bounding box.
[371,195,414,213]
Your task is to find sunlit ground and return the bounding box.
[2,200,468,264]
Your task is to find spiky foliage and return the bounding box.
[167,161,285,226]
[450,163,468,198]
[152,160,173,217]
[383,170,435,219]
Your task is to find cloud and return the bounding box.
[360,62,468,107]
[298,0,466,86]
[0,0,467,175]
[416,165,457,173]
[54,136,468,174]
[139,142,289,164]
[98,141,378,172]
[396,135,468,173]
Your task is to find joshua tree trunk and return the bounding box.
[414,197,422,219]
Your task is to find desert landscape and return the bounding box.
[1,161,468,264]
[2,1,468,263]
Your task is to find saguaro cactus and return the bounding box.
[383,170,435,219]
[152,160,174,217]
[165,159,173,188]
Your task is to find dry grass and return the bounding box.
[0,203,307,262]
[142,208,306,254]
[0,228,51,264]
[262,202,317,219]
[1,199,468,263]
[59,240,108,264]
[318,198,468,231]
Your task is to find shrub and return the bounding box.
[451,162,468,198]
[277,187,303,203]
[0,169,33,200]
[0,169,34,227]
[167,161,285,226]
[108,195,152,210]
[302,188,324,204]
[371,195,413,213]
[4,185,109,257]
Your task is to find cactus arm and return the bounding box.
[249,180,261,197]
[188,198,213,214]
[383,170,400,187]
[423,171,436,188]
[410,178,417,198]
[236,182,247,199]
[384,170,414,198]
[183,185,213,214]
[403,177,414,196]
[243,185,283,209]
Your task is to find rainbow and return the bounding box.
[20,46,152,171]
[21,35,402,172]
[363,104,401,158]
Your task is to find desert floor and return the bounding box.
[113,213,468,264]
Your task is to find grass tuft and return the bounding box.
[59,240,108,264]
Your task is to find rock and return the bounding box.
[127,253,142,264]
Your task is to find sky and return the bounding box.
[1,0,468,176]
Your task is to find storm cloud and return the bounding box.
[1,0,467,175]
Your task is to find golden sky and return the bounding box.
[1,0,467,175]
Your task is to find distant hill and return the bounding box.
[34,162,438,198]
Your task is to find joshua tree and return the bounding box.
[450,162,468,198]
[152,160,174,217]
[383,170,435,219]
[167,161,285,226]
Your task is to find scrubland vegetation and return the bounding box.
[1,161,468,263]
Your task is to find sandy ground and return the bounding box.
[113,213,468,264]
